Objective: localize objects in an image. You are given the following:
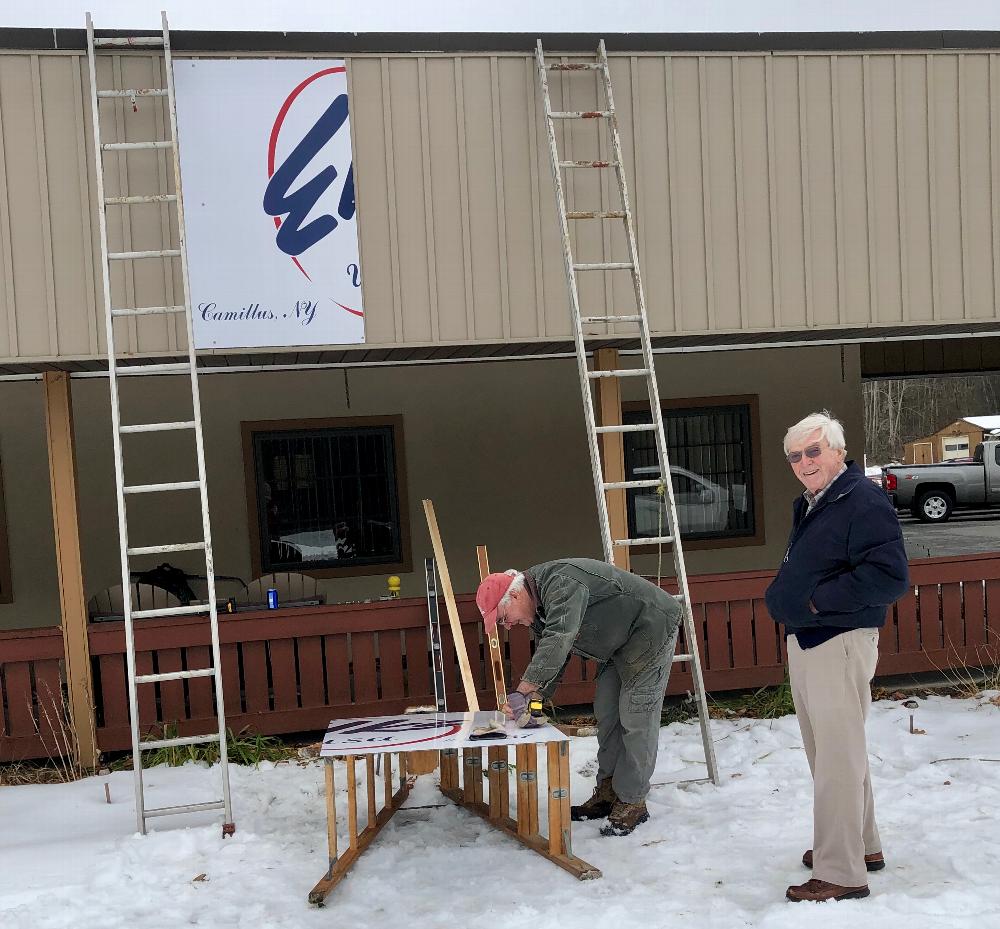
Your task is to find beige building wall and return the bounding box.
[0,343,862,630]
[1,47,1000,364]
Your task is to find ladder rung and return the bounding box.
[128,541,205,556]
[136,668,216,684]
[581,314,642,323]
[574,262,634,271]
[108,249,181,260]
[672,653,694,664]
[595,424,656,434]
[102,141,174,152]
[111,305,185,317]
[587,368,649,379]
[559,161,614,169]
[549,110,612,119]
[145,800,226,819]
[97,88,168,98]
[131,603,208,619]
[615,536,674,546]
[603,479,663,490]
[567,211,627,218]
[139,733,221,751]
[123,480,201,495]
[120,420,196,434]
[94,36,165,47]
[546,62,602,71]
[115,363,191,376]
[105,194,177,205]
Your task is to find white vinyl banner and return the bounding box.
[173,59,364,349]
[319,712,568,756]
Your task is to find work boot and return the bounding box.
[599,800,649,836]
[570,777,617,821]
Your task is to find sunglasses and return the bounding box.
[786,444,824,464]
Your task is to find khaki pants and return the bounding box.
[788,628,882,887]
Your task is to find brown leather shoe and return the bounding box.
[802,849,886,872]
[786,878,870,902]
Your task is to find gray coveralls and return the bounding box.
[522,559,681,804]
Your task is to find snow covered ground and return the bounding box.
[2,694,998,929]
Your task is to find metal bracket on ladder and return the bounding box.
[535,39,720,786]
[85,11,235,835]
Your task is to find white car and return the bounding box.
[632,465,747,535]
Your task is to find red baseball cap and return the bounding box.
[476,572,516,635]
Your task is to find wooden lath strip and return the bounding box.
[422,498,480,711]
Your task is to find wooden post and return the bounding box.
[346,756,358,847]
[324,760,338,871]
[463,748,484,805]
[383,753,393,807]
[423,500,480,711]
[476,545,508,709]
[365,755,377,826]
[42,372,99,770]
[515,743,539,836]
[593,348,630,572]
[440,748,459,790]
[547,741,571,857]
[487,745,510,821]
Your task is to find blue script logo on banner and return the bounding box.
[175,59,365,349]
[263,66,362,320]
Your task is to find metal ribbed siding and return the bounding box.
[1,48,1000,363]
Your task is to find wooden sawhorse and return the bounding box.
[308,713,601,904]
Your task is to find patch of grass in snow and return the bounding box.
[109,726,298,771]
[708,678,796,720]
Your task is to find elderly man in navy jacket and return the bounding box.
[765,411,908,904]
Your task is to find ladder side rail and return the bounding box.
[161,12,234,822]
[85,13,148,832]
[536,40,614,563]
[598,42,720,784]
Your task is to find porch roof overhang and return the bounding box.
[6,28,1000,56]
[0,320,998,379]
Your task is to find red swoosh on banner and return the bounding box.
[344,723,463,750]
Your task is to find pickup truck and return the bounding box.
[883,439,1000,522]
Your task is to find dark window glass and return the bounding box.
[252,426,402,571]
[623,404,756,541]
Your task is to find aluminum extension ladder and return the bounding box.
[85,12,234,835]
[535,40,719,786]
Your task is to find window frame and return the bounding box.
[621,394,765,552]
[0,451,10,603]
[241,415,412,579]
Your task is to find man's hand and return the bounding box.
[503,691,546,728]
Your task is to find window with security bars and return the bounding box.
[623,400,757,542]
[245,417,409,575]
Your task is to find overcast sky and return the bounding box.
[3,1,1000,34]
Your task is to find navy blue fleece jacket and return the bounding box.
[765,461,909,634]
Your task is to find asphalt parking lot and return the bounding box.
[899,508,1000,559]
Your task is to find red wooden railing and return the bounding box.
[2,554,998,762]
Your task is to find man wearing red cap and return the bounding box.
[476,557,680,836]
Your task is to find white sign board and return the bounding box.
[173,59,364,349]
[319,712,568,756]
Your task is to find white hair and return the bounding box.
[783,411,847,455]
[499,570,524,607]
